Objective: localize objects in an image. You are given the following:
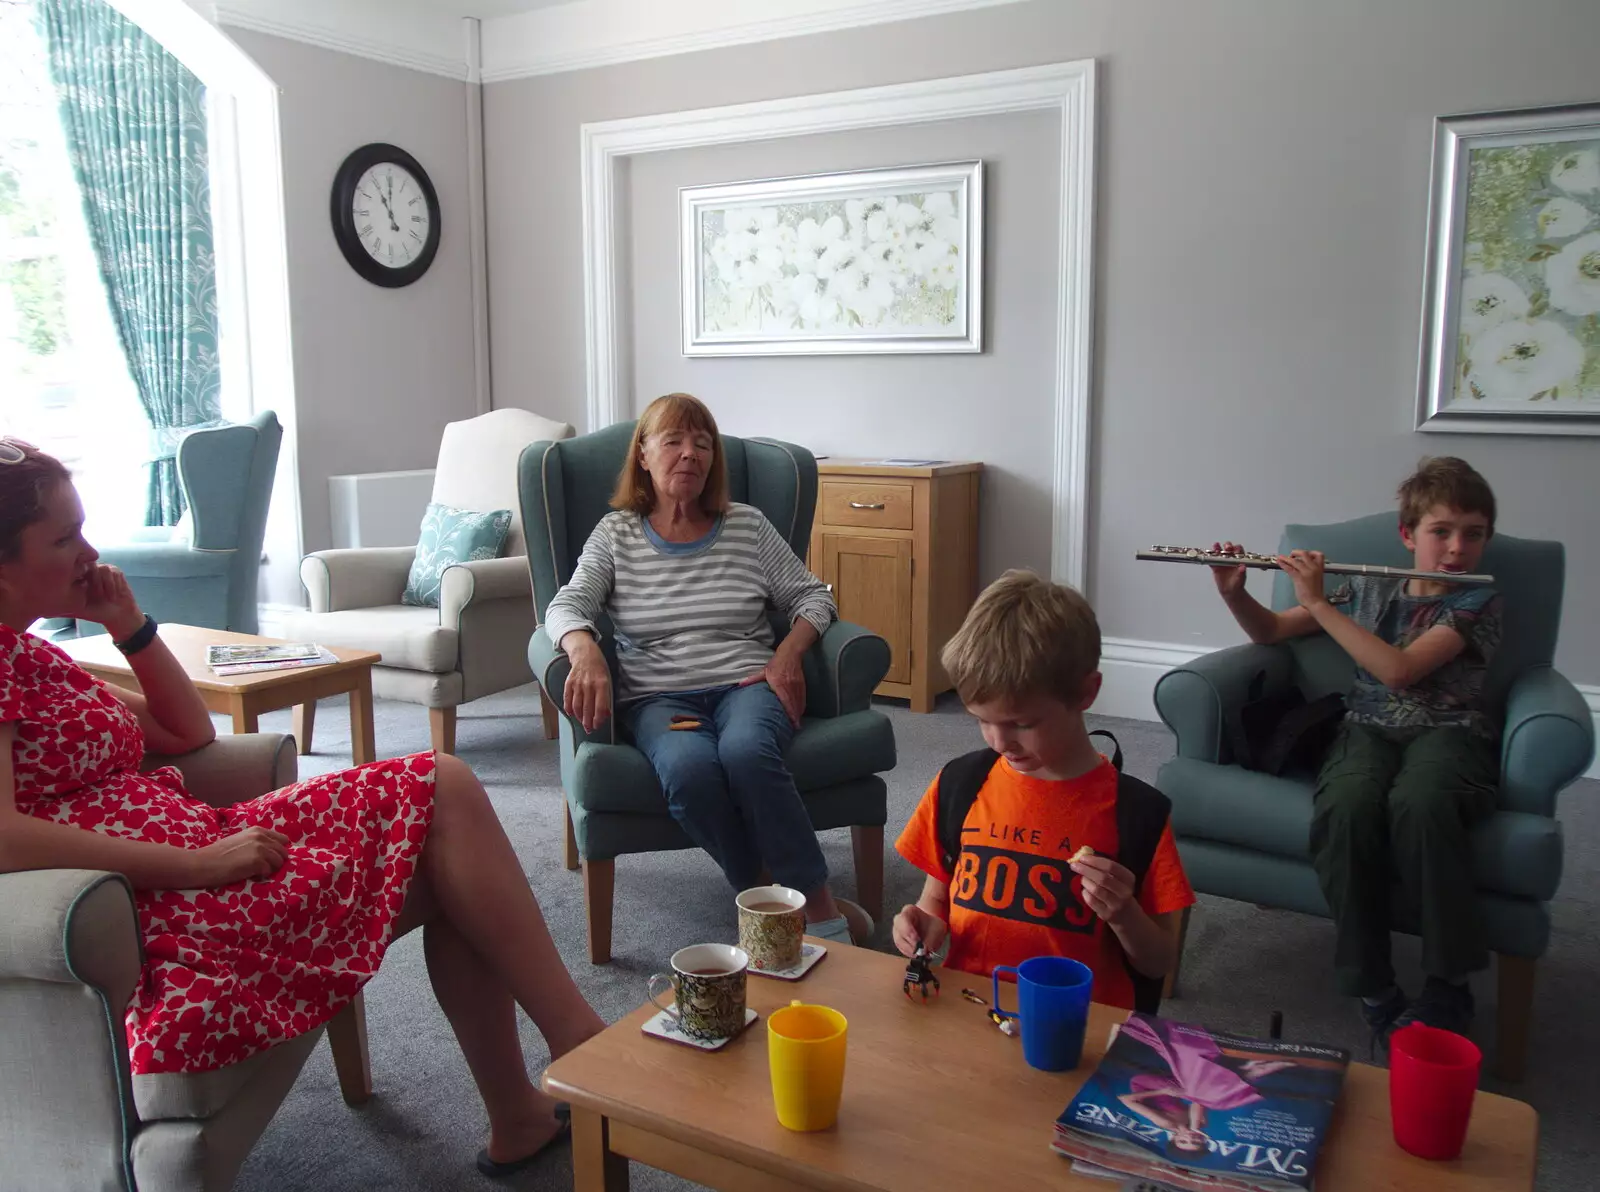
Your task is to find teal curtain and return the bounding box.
[36,0,221,525]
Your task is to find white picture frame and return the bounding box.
[680,160,984,356]
[1417,102,1600,435]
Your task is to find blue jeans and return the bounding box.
[623,683,828,894]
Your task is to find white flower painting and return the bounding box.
[681,162,983,355]
[1418,106,1600,433]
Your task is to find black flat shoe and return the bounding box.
[475,1103,572,1179]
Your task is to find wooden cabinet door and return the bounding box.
[818,533,913,685]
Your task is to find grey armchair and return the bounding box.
[283,408,572,754]
[0,734,382,1192]
[520,423,898,963]
[1154,513,1595,1080]
[80,411,282,639]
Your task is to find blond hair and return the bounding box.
[609,392,730,516]
[941,570,1101,706]
[1397,456,1496,535]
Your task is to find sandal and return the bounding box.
[474,1102,572,1178]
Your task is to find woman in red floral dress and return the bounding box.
[0,440,604,1176]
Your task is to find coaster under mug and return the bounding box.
[736,884,807,973]
[641,1006,759,1051]
[748,941,828,982]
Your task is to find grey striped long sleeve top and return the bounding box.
[542,503,837,703]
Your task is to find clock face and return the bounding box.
[351,162,430,270]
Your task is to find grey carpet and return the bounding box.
[231,686,1597,1191]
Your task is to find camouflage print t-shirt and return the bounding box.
[1328,575,1503,740]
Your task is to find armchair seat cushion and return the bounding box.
[1161,756,1564,901]
[281,606,456,673]
[570,710,896,816]
[131,1031,321,1121]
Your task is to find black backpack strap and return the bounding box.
[1112,770,1174,1015]
[935,748,1000,873]
[1088,729,1123,772]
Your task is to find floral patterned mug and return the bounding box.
[736,885,807,972]
[647,944,749,1041]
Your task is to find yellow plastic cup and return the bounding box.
[767,1000,848,1132]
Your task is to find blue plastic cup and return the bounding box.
[991,956,1095,1071]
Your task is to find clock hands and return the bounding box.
[374,174,401,233]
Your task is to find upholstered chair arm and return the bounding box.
[1499,667,1596,816]
[0,869,142,989]
[529,625,617,747]
[142,734,297,808]
[439,557,533,631]
[95,541,233,579]
[1154,642,1294,764]
[803,621,891,718]
[300,547,415,613]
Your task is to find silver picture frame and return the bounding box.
[681,160,984,356]
[1417,103,1600,435]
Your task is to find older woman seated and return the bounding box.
[0,440,604,1179]
[544,393,870,944]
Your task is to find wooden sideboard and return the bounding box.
[808,460,982,712]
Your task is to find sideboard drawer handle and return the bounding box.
[849,501,886,510]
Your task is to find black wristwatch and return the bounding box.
[114,615,159,656]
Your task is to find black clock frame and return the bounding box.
[330,142,441,288]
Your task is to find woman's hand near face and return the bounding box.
[80,565,146,640]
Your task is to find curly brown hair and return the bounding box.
[0,439,72,563]
[1397,456,1496,535]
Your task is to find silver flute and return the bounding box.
[1136,545,1494,586]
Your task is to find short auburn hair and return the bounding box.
[1397,456,1496,535]
[0,438,73,564]
[610,393,730,516]
[941,570,1101,707]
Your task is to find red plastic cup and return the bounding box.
[1389,1024,1481,1160]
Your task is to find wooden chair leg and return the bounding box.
[328,992,372,1105]
[850,824,884,922]
[1163,904,1193,1001]
[540,687,561,741]
[292,700,315,755]
[563,802,580,871]
[583,858,615,965]
[429,706,457,755]
[1494,952,1535,1082]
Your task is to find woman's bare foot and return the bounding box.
[484,1087,569,1165]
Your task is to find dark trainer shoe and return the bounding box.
[1391,977,1475,1038]
[1359,986,1409,1058]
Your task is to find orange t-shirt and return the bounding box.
[895,756,1195,1010]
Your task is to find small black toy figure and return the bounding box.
[903,946,940,1002]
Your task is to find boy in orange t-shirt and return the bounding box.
[894,571,1195,1010]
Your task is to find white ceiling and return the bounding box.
[398,0,572,16]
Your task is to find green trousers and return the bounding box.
[1309,721,1498,997]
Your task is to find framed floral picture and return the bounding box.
[680,161,983,356]
[1417,103,1600,434]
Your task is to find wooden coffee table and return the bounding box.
[61,624,382,765]
[544,943,1537,1192]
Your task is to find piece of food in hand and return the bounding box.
[1070,845,1096,864]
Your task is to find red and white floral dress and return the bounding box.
[1,623,435,1074]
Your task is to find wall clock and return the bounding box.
[329,143,440,287]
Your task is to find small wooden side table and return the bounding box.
[809,460,982,712]
[61,624,383,765]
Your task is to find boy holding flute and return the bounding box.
[1211,457,1502,1045]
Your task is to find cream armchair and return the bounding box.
[284,408,572,753]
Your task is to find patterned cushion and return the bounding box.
[401,502,512,608]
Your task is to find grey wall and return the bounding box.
[224,29,479,584]
[488,0,1600,684]
[625,113,1060,579]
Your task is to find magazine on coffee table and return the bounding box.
[207,643,337,675]
[1053,1013,1349,1192]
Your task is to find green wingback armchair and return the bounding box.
[1154,513,1594,1080]
[520,423,897,963]
[79,411,282,638]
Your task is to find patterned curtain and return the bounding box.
[36,0,221,525]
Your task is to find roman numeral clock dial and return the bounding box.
[330,143,441,287]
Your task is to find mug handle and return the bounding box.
[992,965,1020,1021]
[647,973,679,1019]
